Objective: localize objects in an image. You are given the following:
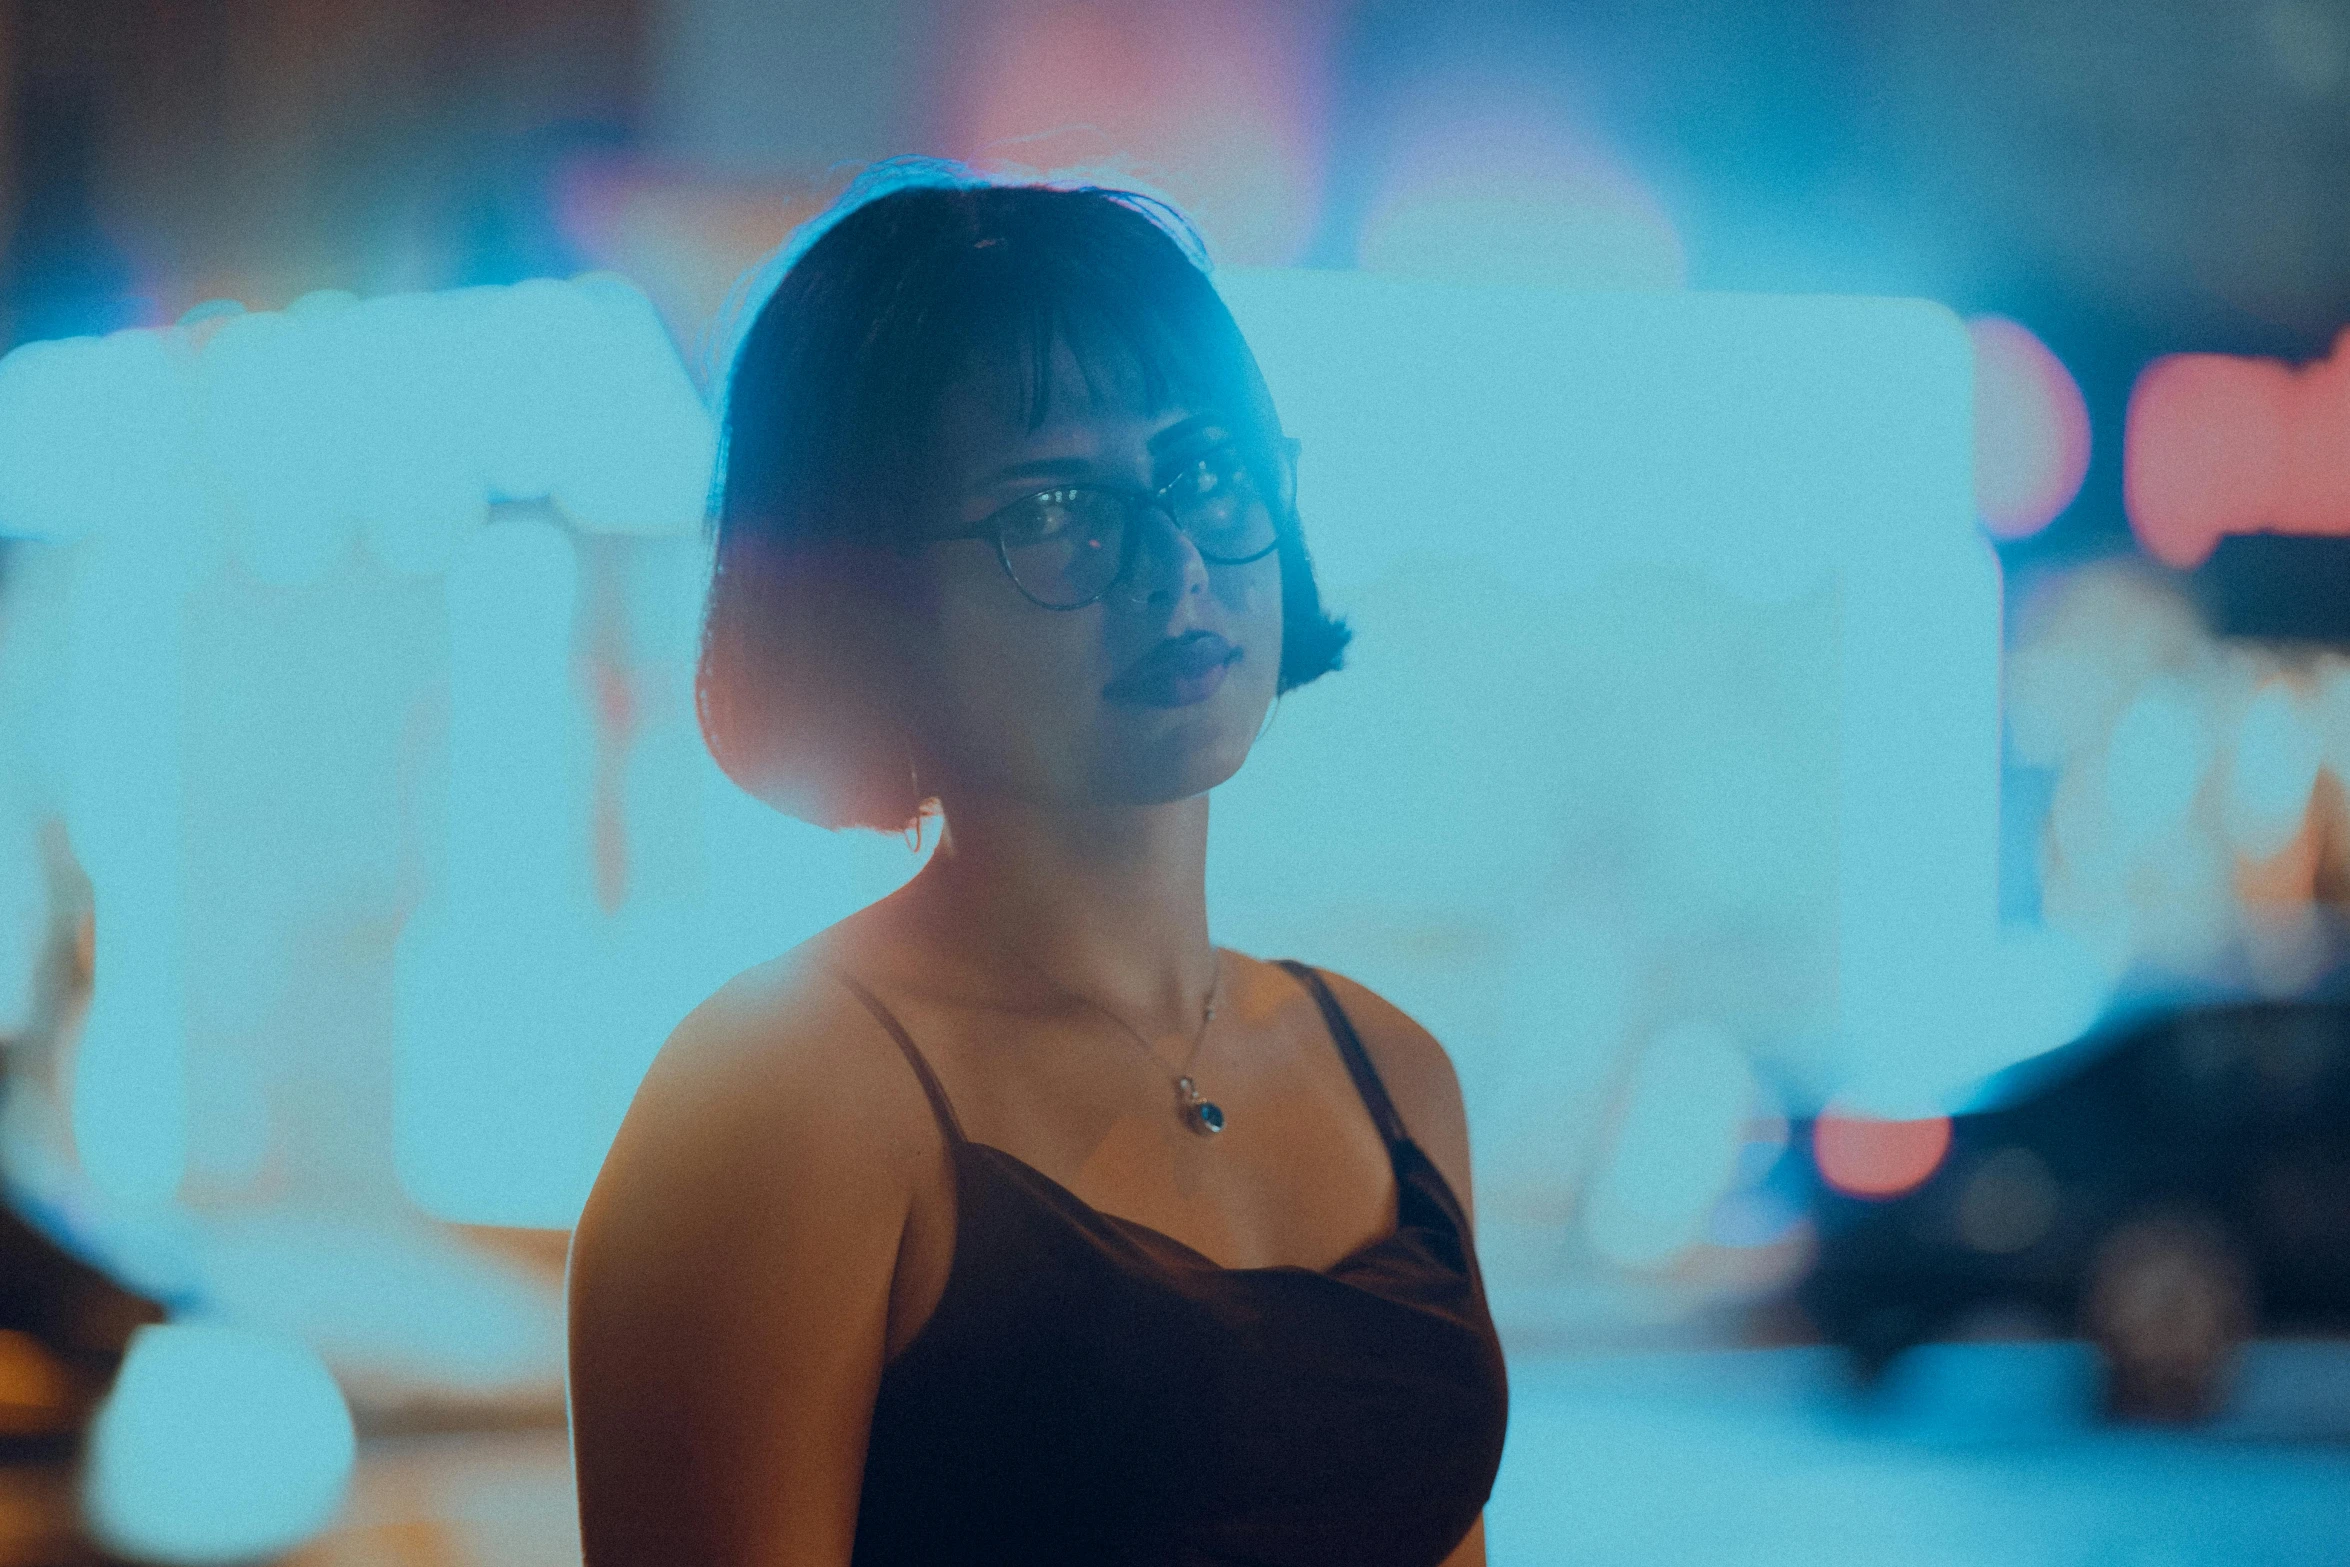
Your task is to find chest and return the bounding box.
[857,1140,1508,1567]
[882,1005,1403,1362]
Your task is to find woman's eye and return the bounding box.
[1175,451,1249,502]
[999,493,1087,547]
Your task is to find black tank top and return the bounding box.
[830,959,1509,1567]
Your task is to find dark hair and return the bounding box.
[696,159,1350,833]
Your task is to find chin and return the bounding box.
[1098,702,1263,805]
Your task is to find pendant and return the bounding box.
[1176,1076,1226,1136]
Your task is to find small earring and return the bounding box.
[902,732,927,853]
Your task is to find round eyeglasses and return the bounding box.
[929,439,1289,611]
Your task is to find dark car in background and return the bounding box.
[1791,1001,2350,1420]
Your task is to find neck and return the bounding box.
[893,791,1218,1032]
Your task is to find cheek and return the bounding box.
[1220,560,1285,652]
[926,597,1107,750]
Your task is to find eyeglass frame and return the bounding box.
[922,434,1298,612]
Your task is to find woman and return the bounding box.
[568,160,1508,1566]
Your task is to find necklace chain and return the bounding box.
[1011,948,1228,1136]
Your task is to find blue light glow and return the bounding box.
[83,1322,355,1564]
[2224,681,2323,860]
[1583,1022,1756,1269]
[2104,676,2212,854]
[63,534,189,1211]
[1208,270,2023,1147]
[0,267,2028,1242]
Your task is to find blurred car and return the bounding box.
[1789,1000,2350,1420]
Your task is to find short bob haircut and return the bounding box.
[696,158,1350,834]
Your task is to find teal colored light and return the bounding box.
[0,331,210,557]
[1582,1022,1756,1268]
[396,515,595,1229]
[7,267,2024,1232]
[64,534,190,1211]
[2225,682,2323,860]
[83,1323,354,1564]
[2105,677,2210,853]
[1204,270,2028,1122]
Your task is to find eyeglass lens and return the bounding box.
[997,450,1278,608]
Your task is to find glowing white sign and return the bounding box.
[0,269,2084,1244]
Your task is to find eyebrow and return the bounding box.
[1147,412,1229,455]
[977,456,1096,487]
[972,412,1236,491]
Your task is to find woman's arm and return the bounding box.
[568,973,924,1566]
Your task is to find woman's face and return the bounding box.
[897,337,1285,813]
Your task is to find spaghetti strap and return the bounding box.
[1275,960,1410,1152]
[828,965,967,1149]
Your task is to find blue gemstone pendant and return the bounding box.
[1177,1076,1227,1135]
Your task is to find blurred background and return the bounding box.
[4,0,2350,1563]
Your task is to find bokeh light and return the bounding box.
[2004,557,2350,999]
[1968,315,2090,540]
[1813,1108,1952,1199]
[83,1323,355,1565]
[2224,680,2324,863]
[2103,676,2212,855]
[1583,1022,1758,1270]
[1359,82,1686,290]
[944,0,1330,266]
[2126,331,2350,568]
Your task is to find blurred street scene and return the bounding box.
[6,0,2350,1561]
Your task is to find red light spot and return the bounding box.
[2124,327,2350,568]
[2282,335,2350,539]
[943,0,1331,267]
[1813,1110,1952,1199]
[1969,316,2089,540]
[2125,354,2292,568]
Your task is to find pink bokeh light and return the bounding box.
[1357,82,1685,290]
[1968,316,2090,540]
[939,0,1335,268]
[2126,329,2350,568]
[1814,1110,1952,1200]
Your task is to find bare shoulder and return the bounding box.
[1255,958,1474,1228]
[567,942,940,1564]
[568,939,947,1364]
[579,943,942,1247]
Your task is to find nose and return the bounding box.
[1113,505,1210,611]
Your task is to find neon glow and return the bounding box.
[1968,315,2089,540]
[1212,269,2055,1139]
[83,1323,355,1565]
[1358,86,1685,290]
[0,268,2028,1250]
[1813,1109,1953,1199]
[945,0,1329,267]
[2125,329,2350,568]
[1582,1022,1758,1270]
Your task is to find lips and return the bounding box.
[1103,631,1239,706]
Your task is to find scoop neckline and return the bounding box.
[877,1135,1471,1378]
[956,1135,1448,1278]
